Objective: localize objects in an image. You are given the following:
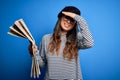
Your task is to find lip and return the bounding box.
[64,23,70,28]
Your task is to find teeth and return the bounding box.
[64,23,69,27]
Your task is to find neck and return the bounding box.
[61,30,67,36]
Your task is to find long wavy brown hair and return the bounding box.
[48,18,78,61]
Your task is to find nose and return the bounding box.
[66,19,71,24]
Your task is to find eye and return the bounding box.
[64,16,75,22]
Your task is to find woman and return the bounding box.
[29,6,94,80]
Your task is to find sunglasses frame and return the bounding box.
[62,15,76,24]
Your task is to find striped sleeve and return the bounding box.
[74,15,94,49]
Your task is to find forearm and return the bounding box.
[74,15,94,48]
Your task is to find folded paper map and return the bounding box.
[8,19,40,78]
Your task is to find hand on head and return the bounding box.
[62,11,76,18]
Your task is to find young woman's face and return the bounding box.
[60,15,76,32]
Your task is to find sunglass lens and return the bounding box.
[64,16,75,22]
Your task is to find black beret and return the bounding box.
[58,6,81,18]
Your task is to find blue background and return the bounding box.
[0,0,120,80]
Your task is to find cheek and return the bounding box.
[60,20,64,28]
[61,20,63,25]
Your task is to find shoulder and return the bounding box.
[41,33,52,45]
[41,33,53,42]
[42,33,52,39]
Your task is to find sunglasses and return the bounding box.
[63,15,76,23]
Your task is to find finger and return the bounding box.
[62,11,68,15]
[32,45,37,50]
[32,45,38,53]
[33,44,37,49]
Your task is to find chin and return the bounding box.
[63,28,71,32]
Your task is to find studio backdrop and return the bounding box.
[0,0,120,80]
